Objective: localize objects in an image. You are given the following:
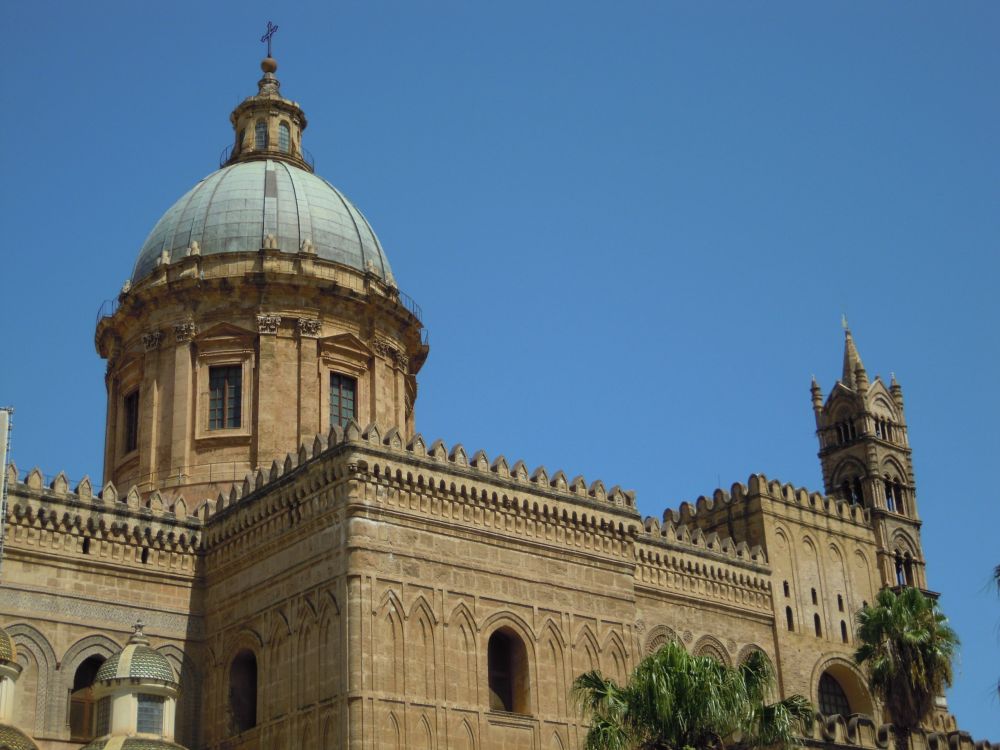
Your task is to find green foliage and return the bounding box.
[854,587,958,733]
[572,640,813,750]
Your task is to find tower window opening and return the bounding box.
[814,613,822,637]
[279,122,290,153]
[904,555,915,587]
[837,594,844,612]
[840,620,849,643]
[487,628,529,714]
[123,389,140,454]
[884,477,896,512]
[330,373,357,429]
[847,420,856,440]
[783,580,790,597]
[894,554,907,587]
[70,655,106,741]
[785,606,794,632]
[874,419,882,439]
[141,547,150,564]
[254,120,268,149]
[82,537,91,555]
[811,588,818,605]
[852,478,863,505]
[894,482,905,515]
[137,695,165,734]
[818,672,851,717]
[237,128,246,155]
[209,365,242,430]
[229,649,258,734]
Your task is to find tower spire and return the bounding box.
[841,322,865,389]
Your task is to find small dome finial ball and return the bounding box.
[261,56,278,73]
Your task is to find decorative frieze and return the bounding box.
[297,318,321,337]
[142,331,163,351]
[257,314,282,335]
[174,322,197,343]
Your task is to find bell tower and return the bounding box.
[811,326,931,594]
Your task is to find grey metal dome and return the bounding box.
[131,159,393,284]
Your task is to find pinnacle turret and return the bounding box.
[841,327,866,390]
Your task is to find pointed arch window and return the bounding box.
[279,122,290,153]
[488,628,530,714]
[229,650,258,734]
[785,606,794,632]
[814,613,822,637]
[884,476,896,511]
[254,120,268,149]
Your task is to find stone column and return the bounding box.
[297,318,322,445]
[169,322,197,483]
[139,330,163,492]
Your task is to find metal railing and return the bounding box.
[96,298,119,324]
[219,144,315,170]
[398,290,423,321]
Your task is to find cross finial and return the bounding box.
[133,619,145,636]
[841,313,849,331]
[261,21,279,58]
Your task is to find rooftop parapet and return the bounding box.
[659,473,870,529]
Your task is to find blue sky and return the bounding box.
[1,0,998,737]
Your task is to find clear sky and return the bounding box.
[2,0,998,737]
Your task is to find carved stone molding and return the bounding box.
[372,337,396,358]
[297,318,321,338]
[257,314,282,335]
[174,322,197,343]
[142,331,163,351]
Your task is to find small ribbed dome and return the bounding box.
[131,160,393,285]
[0,626,16,664]
[95,641,176,686]
[80,738,186,750]
[0,725,39,750]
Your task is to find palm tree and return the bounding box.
[854,587,958,750]
[572,640,812,750]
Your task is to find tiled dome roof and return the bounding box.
[79,738,187,750]
[0,724,39,750]
[131,160,393,285]
[94,631,176,686]
[0,626,15,665]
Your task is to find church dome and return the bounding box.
[0,626,15,665]
[131,159,392,285]
[0,725,39,750]
[79,738,186,750]
[95,640,176,686]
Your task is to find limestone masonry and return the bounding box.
[0,52,993,750]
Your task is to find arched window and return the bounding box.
[782,580,790,597]
[874,419,883,439]
[894,481,905,515]
[847,420,856,440]
[810,588,817,605]
[840,481,851,503]
[884,477,896,512]
[254,120,268,149]
[894,554,907,587]
[70,655,106,741]
[852,477,863,505]
[278,122,290,153]
[837,594,844,612]
[141,547,149,564]
[487,628,529,714]
[840,621,849,643]
[229,650,258,734]
[818,672,852,717]
[903,555,915,587]
[785,606,794,632]
[814,613,822,638]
